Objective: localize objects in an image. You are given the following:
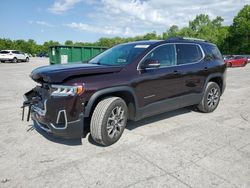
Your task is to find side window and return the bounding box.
[143,44,176,67]
[176,44,203,65]
[205,45,223,60]
[13,51,19,54]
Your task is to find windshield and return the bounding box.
[89,43,149,66]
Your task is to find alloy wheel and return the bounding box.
[106,106,125,139]
[207,87,219,108]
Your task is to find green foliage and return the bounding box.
[226,5,250,54]
[0,5,249,55]
[65,40,73,45]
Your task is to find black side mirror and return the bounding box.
[141,59,160,69]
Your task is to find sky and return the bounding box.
[0,0,249,44]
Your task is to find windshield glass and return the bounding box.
[89,43,149,66]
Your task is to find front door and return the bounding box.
[135,44,183,109]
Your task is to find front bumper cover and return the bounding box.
[22,87,85,139]
[32,111,84,139]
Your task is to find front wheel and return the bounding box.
[197,82,221,113]
[25,57,29,62]
[90,97,128,146]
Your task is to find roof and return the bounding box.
[0,50,16,52]
[165,37,214,45]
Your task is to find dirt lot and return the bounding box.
[0,58,249,187]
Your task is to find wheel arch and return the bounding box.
[204,73,225,94]
[84,86,138,121]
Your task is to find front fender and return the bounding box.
[84,86,138,117]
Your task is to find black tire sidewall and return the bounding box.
[100,99,128,146]
[203,82,221,113]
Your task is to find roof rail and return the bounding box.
[166,36,207,42]
[182,37,207,42]
[166,37,183,41]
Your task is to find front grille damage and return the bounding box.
[22,85,50,121]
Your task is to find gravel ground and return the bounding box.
[0,58,249,188]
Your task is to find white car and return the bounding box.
[0,50,29,63]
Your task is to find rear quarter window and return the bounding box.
[0,51,10,54]
[205,45,223,60]
[176,44,203,65]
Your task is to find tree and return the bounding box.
[65,40,73,45]
[42,40,60,53]
[168,25,179,37]
[226,5,250,54]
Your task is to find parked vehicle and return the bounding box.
[22,37,226,146]
[224,56,248,67]
[37,52,49,58]
[0,50,29,63]
[241,55,250,63]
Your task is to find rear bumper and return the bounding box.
[0,58,12,61]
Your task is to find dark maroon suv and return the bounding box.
[22,37,226,146]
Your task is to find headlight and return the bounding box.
[51,84,84,97]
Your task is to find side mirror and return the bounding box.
[141,59,160,69]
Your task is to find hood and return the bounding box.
[30,63,123,83]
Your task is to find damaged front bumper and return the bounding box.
[22,86,84,139]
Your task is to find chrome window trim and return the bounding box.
[137,43,205,71]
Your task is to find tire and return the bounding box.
[228,62,232,67]
[197,82,221,113]
[12,57,17,63]
[90,97,128,146]
[25,57,29,62]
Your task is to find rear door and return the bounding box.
[13,51,22,60]
[174,43,207,106]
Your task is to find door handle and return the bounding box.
[173,70,178,74]
[204,67,208,71]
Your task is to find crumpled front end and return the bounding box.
[22,84,84,139]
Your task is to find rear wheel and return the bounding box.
[12,57,17,63]
[90,97,128,146]
[197,82,221,113]
[25,57,29,62]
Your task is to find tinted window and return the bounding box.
[205,45,222,60]
[176,44,203,65]
[0,51,10,54]
[235,56,243,59]
[89,43,147,66]
[143,44,176,67]
[13,51,20,54]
